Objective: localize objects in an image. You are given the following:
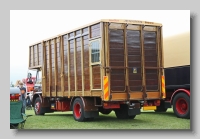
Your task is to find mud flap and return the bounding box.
[128,108,141,116]
[128,103,141,116]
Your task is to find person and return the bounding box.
[18,82,27,113]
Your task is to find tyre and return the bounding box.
[173,93,190,119]
[114,104,136,119]
[34,97,44,115]
[72,98,86,122]
[99,107,112,115]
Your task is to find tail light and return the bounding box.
[10,93,20,101]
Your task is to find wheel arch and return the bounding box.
[70,97,85,110]
[170,89,190,104]
[32,93,42,106]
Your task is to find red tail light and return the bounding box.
[10,94,20,101]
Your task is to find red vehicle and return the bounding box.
[23,73,36,93]
[155,32,190,119]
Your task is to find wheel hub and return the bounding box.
[74,103,81,118]
[176,98,188,115]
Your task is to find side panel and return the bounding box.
[165,65,190,90]
[41,22,102,97]
[29,43,42,68]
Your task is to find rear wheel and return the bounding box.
[34,97,44,115]
[173,93,190,119]
[72,98,86,122]
[114,104,136,119]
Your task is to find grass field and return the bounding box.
[22,108,190,130]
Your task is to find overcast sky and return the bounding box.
[10,10,190,84]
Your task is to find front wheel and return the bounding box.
[34,97,44,115]
[173,93,190,119]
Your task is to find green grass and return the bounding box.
[23,108,190,129]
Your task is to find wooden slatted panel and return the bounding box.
[109,29,125,92]
[91,23,100,38]
[45,42,49,92]
[63,35,68,92]
[38,44,42,65]
[56,39,61,93]
[143,31,158,91]
[76,37,82,91]
[34,45,37,66]
[69,39,75,91]
[127,30,142,91]
[51,41,55,92]
[92,65,101,89]
[83,35,90,91]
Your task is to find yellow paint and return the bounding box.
[104,76,109,101]
[161,76,166,98]
[143,106,156,110]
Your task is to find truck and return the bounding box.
[155,32,190,119]
[28,19,166,122]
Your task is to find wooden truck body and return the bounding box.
[28,19,165,121]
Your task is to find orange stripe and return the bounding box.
[104,91,109,100]
[104,81,108,88]
[104,76,109,101]
[161,76,166,98]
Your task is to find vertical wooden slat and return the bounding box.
[32,45,35,66]
[29,46,31,67]
[67,34,71,97]
[48,41,52,97]
[54,38,58,97]
[100,22,104,90]
[140,25,146,101]
[81,30,85,96]
[156,27,161,98]
[160,27,164,73]
[74,32,77,96]
[60,36,65,96]
[37,44,39,66]
[42,41,46,97]
[124,24,129,100]
[106,23,110,98]
[88,26,92,95]
[160,26,164,98]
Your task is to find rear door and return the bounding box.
[106,22,162,101]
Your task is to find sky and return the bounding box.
[10,10,190,84]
